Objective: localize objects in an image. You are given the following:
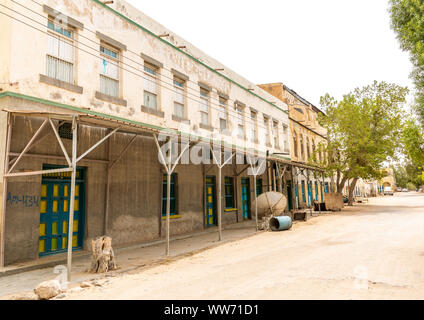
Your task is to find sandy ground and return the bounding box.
[0,221,258,298]
[59,192,424,300]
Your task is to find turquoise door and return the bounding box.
[301,181,306,204]
[308,182,313,206]
[295,184,299,208]
[205,176,216,227]
[241,178,251,220]
[39,167,85,256]
[315,181,319,201]
[286,180,293,210]
[320,182,324,202]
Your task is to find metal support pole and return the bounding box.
[254,175,258,231]
[0,114,12,268]
[104,130,112,236]
[67,117,77,282]
[218,166,222,241]
[165,141,172,257]
[211,151,235,242]
[306,169,310,207]
[8,119,48,174]
[247,157,265,232]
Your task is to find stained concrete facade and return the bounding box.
[258,83,330,208]
[0,0,289,265]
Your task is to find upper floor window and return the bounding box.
[200,88,210,126]
[300,134,305,160]
[219,97,228,132]
[143,63,158,110]
[272,121,279,149]
[306,138,311,160]
[250,111,258,142]
[46,20,74,84]
[173,77,185,119]
[99,44,120,97]
[282,125,289,152]
[293,131,298,157]
[237,107,245,139]
[264,118,270,145]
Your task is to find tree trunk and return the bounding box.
[337,176,349,194]
[348,178,359,206]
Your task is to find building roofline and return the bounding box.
[90,0,288,115]
[283,85,326,116]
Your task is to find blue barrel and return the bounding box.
[270,216,292,231]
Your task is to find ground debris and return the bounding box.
[34,280,62,300]
[89,236,118,273]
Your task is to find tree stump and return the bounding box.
[89,236,117,273]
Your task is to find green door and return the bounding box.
[241,178,251,220]
[39,167,85,256]
[205,176,216,227]
[286,180,293,210]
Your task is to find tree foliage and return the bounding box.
[401,118,424,166]
[389,0,424,125]
[393,162,423,189]
[311,81,408,204]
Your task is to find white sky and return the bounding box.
[126,0,414,108]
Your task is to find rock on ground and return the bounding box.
[34,280,62,300]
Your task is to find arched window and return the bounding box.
[293,131,298,157]
[306,138,310,160]
[300,134,304,160]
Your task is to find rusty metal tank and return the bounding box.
[254,191,288,218]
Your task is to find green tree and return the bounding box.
[393,162,423,189]
[401,118,424,166]
[389,0,424,125]
[311,81,408,205]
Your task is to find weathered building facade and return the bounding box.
[258,83,329,209]
[0,0,291,267]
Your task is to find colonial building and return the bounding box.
[378,168,397,193]
[0,0,291,268]
[258,83,329,209]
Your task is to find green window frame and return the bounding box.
[162,173,178,217]
[224,177,235,209]
[256,179,263,196]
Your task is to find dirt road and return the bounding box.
[65,193,424,300]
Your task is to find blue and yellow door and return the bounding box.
[39,166,85,256]
[241,178,251,220]
[205,176,216,227]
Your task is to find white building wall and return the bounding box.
[2,0,290,159]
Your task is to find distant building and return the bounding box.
[378,168,396,193]
[258,83,331,209]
